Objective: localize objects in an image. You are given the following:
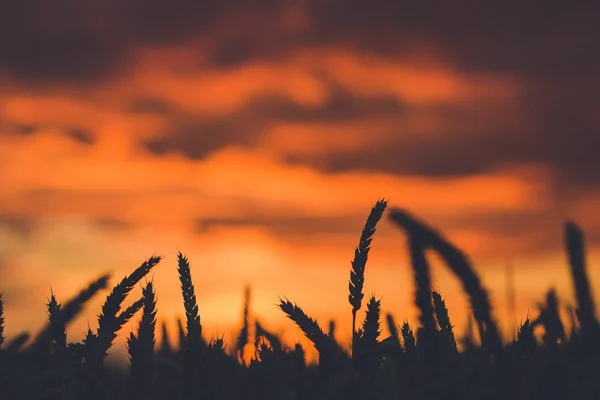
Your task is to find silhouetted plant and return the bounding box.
[88,256,161,370]
[386,313,400,343]
[278,298,332,362]
[565,222,597,334]
[127,280,157,400]
[235,285,251,364]
[432,289,458,354]
[389,209,503,359]
[176,252,211,400]
[401,321,417,359]
[2,202,600,400]
[0,294,4,349]
[349,199,388,352]
[27,274,110,356]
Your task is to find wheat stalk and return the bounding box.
[255,320,282,353]
[176,252,212,400]
[388,209,502,358]
[386,314,399,343]
[401,322,416,358]
[235,285,250,363]
[46,291,67,357]
[408,233,437,358]
[5,332,30,353]
[349,199,388,351]
[116,298,144,327]
[278,298,331,362]
[0,294,5,349]
[327,319,336,339]
[176,317,185,352]
[89,256,161,368]
[177,252,203,350]
[158,320,172,356]
[360,296,382,348]
[27,274,110,355]
[565,222,596,334]
[432,289,457,353]
[128,281,157,399]
[138,281,157,358]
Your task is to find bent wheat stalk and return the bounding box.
[565,222,597,334]
[389,208,503,358]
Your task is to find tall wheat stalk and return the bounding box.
[235,285,250,363]
[349,199,387,352]
[408,233,437,359]
[176,252,211,400]
[177,252,203,349]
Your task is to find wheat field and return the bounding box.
[0,199,598,399]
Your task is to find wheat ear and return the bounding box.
[349,199,388,351]
[90,255,161,368]
[28,274,110,355]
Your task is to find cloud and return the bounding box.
[66,128,96,145]
[2,1,598,83]
[0,215,35,237]
[196,214,367,238]
[141,83,406,159]
[0,0,284,82]
[277,97,600,190]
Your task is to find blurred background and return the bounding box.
[1,1,599,365]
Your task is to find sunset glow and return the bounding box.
[1,1,599,367]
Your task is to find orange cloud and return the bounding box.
[0,41,598,368]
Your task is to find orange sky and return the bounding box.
[1,2,600,366]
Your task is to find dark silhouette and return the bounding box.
[0,200,598,399]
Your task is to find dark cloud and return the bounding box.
[2,0,599,196]
[14,125,38,135]
[435,209,568,255]
[0,1,128,82]
[67,128,95,145]
[0,124,39,137]
[1,124,97,145]
[137,74,600,192]
[0,215,129,236]
[194,206,600,257]
[281,91,600,191]
[143,116,260,159]
[304,1,600,77]
[126,97,176,115]
[0,216,34,236]
[141,84,406,159]
[2,1,598,82]
[0,0,282,82]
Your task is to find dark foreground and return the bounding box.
[0,200,598,400]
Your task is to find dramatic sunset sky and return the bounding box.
[1,1,600,365]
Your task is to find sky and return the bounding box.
[1,1,600,365]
